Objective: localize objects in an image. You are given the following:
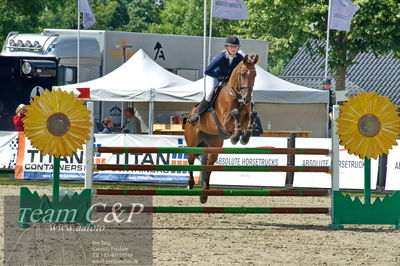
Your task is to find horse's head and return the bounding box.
[231,54,258,105]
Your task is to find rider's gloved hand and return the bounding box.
[218,76,230,83]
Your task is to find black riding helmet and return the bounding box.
[225,36,240,47]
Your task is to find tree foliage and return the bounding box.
[0,0,164,46]
[1,0,399,86]
[302,0,400,89]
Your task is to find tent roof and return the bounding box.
[158,65,328,103]
[253,66,328,103]
[56,49,190,102]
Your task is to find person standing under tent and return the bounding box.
[322,78,335,129]
[121,107,141,134]
[188,36,244,125]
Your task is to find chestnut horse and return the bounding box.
[184,54,258,203]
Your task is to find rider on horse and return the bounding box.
[188,36,244,126]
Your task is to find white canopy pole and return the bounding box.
[84,101,94,189]
[148,88,155,135]
[77,0,81,83]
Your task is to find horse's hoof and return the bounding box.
[200,195,208,204]
[240,131,251,145]
[240,137,249,145]
[230,136,240,145]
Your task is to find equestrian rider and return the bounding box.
[188,36,244,125]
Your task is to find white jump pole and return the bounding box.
[331,105,340,225]
[85,101,94,189]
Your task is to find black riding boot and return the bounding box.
[188,99,210,125]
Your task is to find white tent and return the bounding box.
[57,49,191,133]
[161,66,329,137]
[159,66,328,103]
[57,49,191,102]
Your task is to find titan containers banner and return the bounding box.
[0,131,19,169]
[294,138,378,189]
[16,134,190,183]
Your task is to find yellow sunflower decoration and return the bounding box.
[23,89,92,158]
[336,92,400,159]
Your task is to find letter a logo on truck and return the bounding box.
[154,42,165,61]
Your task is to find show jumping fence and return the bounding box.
[81,105,343,228]
[92,146,331,173]
[91,146,334,215]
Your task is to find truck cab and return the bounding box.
[0,32,101,130]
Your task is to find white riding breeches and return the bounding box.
[204,75,218,102]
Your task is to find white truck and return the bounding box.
[1,29,268,130]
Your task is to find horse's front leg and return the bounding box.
[230,108,241,145]
[240,109,257,145]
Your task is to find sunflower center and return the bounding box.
[358,114,381,137]
[46,112,70,136]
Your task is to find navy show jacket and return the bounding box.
[204,52,244,79]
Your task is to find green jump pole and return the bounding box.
[95,206,330,214]
[96,188,330,197]
[52,156,60,202]
[364,158,371,206]
[95,164,330,173]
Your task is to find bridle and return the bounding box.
[225,65,256,105]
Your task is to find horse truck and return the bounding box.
[1,29,268,131]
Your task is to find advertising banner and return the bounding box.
[16,134,190,183]
[211,137,287,186]
[385,140,400,190]
[294,138,378,189]
[4,132,395,188]
[0,131,18,169]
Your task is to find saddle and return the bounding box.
[208,81,233,139]
[209,82,225,110]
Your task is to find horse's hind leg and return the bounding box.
[200,136,223,204]
[199,154,209,204]
[184,120,203,190]
[187,153,195,189]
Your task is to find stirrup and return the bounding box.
[188,114,200,126]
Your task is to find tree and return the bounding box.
[0,0,47,45]
[239,0,400,89]
[311,0,400,90]
[38,0,119,31]
[125,0,163,32]
[235,0,311,75]
[148,0,235,37]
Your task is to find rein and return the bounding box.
[225,65,256,105]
